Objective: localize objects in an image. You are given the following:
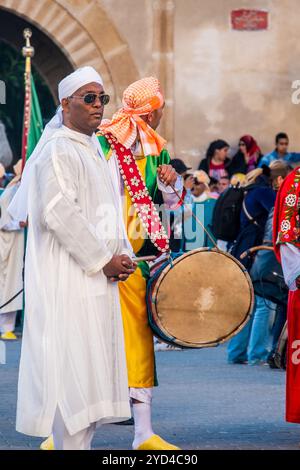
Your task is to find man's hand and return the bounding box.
[103,255,137,282]
[19,217,28,229]
[296,276,300,289]
[157,164,177,187]
[184,175,194,190]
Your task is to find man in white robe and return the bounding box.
[0,163,24,340]
[10,67,135,450]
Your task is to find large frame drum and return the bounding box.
[147,248,254,348]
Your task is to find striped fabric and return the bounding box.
[98,77,166,156]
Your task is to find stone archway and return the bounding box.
[0,0,139,110]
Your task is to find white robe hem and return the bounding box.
[16,400,131,438]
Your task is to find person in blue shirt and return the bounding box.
[228,161,290,365]
[259,132,300,167]
[230,166,276,272]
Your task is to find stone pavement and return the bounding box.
[0,338,299,450]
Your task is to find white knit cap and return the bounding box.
[58,66,103,102]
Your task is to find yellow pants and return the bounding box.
[118,266,155,388]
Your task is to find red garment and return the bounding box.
[273,167,300,423]
[273,166,300,262]
[208,161,227,181]
[105,132,169,253]
[240,135,261,157]
[286,289,300,423]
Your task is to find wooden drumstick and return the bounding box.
[132,255,158,262]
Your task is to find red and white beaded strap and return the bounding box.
[105,133,169,253]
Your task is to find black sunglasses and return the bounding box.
[69,93,110,106]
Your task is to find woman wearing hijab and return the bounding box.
[228,135,262,177]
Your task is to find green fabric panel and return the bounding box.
[26,76,43,160]
[137,260,150,280]
[97,135,111,158]
[145,148,171,201]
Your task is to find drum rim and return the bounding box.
[151,248,255,348]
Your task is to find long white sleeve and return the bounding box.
[2,220,21,231]
[280,243,300,291]
[0,185,22,232]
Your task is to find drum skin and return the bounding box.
[148,248,254,348]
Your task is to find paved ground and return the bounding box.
[0,338,299,450]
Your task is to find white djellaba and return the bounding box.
[9,67,132,440]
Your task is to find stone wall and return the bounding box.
[1,0,300,167]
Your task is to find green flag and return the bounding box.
[21,52,43,328]
[25,75,43,160]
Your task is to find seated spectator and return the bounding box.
[198,139,230,181]
[170,158,191,176]
[228,135,262,177]
[208,176,219,199]
[259,132,300,167]
[218,175,230,194]
[185,171,216,249]
[192,170,212,202]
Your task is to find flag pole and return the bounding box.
[21,28,35,171]
[20,29,35,329]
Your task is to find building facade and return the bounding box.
[0,0,300,167]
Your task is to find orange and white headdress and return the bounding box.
[98,77,166,156]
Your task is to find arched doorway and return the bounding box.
[0,7,74,105]
[0,0,139,104]
[0,0,139,163]
[0,6,69,161]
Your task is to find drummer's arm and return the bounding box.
[280,243,300,290]
[157,170,183,209]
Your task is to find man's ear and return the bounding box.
[61,97,70,114]
[146,110,154,124]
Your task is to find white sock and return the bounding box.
[132,402,154,449]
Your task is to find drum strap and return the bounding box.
[104,133,169,253]
[242,197,259,227]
